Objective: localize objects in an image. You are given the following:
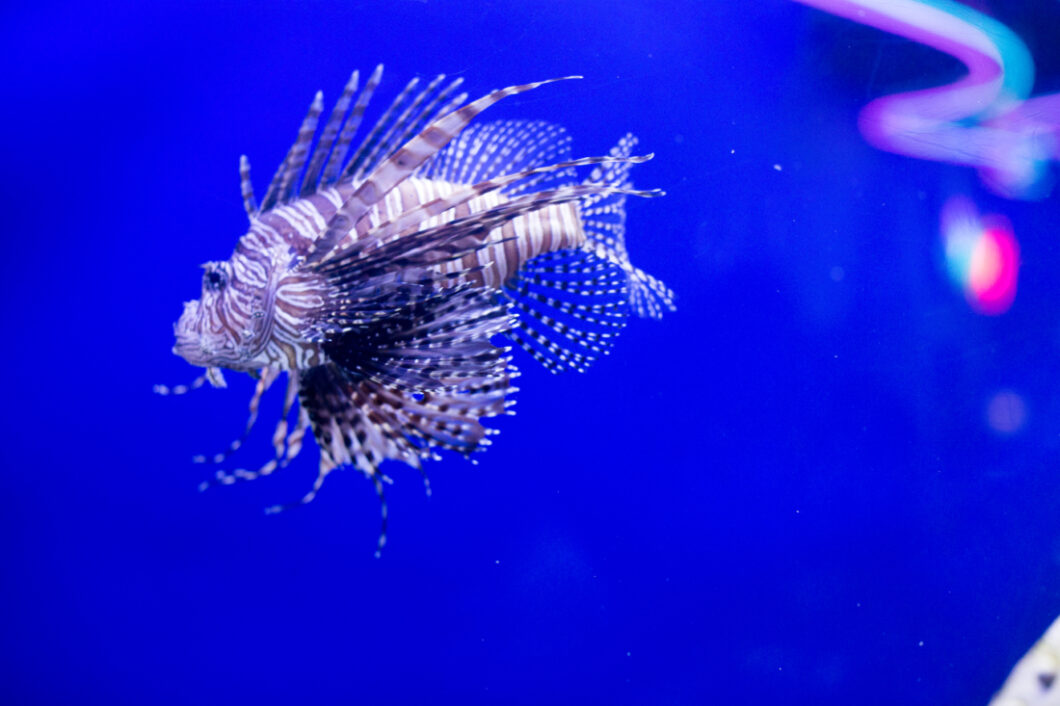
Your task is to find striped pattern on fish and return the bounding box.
[247,176,586,291]
[167,66,674,554]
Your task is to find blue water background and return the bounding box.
[4,1,1060,703]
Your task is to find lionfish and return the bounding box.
[164,66,674,554]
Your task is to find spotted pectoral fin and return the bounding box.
[502,249,631,373]
[416,120,575,190]
[579,134,675,320]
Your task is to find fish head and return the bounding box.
[173,255,272,372]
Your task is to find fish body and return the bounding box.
[191,174,589,373]
[170,67,674,552]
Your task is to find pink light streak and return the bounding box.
[795,0,1060,199]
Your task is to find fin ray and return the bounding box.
[578,134,676,319]
[306,76,583,265]
[300,70,360,196]
[321,65,384,185]
[418,120,575,188]
[502,249,630,373]
[260,92,324,211]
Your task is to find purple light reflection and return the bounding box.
[796,0,1059,199]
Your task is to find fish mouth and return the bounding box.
[172,327,242,367]
[172,300,226,367]
[171,299,267,371]
[172,312,228,368]
[172,319,252,370]
[172,307,207,365]
[172,333,210,367]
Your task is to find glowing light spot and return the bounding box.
[940,196,1019,315]
[968,233,1003,294]
[971,221,1019,315]
[986,389,1027,435]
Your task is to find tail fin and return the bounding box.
[579,134,676,319]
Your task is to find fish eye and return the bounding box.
[204,268,226,292]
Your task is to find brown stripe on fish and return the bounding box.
[239,155,257,219]
[307,76,582,265]
[259,92,324,211]
[320,66,377,184]
[301,70,361,197]
[350,73,448,183]
[348,153,640,270]
[342,73,421,181]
